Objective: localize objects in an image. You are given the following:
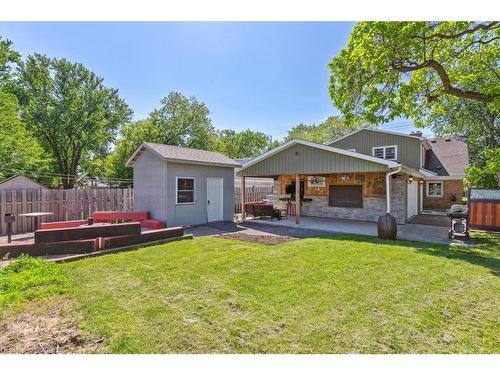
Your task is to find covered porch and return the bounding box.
[238,139,424,226]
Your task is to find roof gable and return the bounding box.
[0,174,47,189]
[328,128,424,146]
[425,137,468,176]
[126,142,241,168]
[238,139,399,176]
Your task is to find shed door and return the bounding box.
[407,180,418,219]
[207,178,224,222]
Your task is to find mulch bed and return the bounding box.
[218,232,297,245]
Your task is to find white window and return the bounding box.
[372,145,398,160]
[427,181,443,197]
[176,177,195,204]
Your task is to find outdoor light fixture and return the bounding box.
[407,175,413,184]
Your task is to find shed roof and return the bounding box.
[0,174,47,189]
[126,142,241,168]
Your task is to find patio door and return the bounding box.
[407,180,418,219]
[207,178,224,222]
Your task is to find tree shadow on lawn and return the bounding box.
[239,222,500,277]
[316,233,500,277]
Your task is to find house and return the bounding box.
[0,174,48,190]
[329,129,468,211]
[126,142,241,227]
[237,128,468,225]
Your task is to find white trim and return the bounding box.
[426,181,443,198]
[372,145,398,161]
[328,128,424,146]
[175,176,196,205]
[419,168,438,177]
[240,139,399,171]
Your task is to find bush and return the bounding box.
[0,255,70,310]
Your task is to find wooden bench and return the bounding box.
[35,222,142,243]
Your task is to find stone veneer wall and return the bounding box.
[272,175,407,224]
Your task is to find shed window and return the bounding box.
[329,185,363,208]
[373,145,397,160]
[176,177,195,204]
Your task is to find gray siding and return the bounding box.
[166,162,235,226]
[133,149,168,221]
[330,129,422,170]
[239,144,388,177]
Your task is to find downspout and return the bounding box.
[385,166,401,214]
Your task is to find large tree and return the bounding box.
[0,91,50,182]
[216,129,270,159]
[329,22,500,126]
[107,92,219,181]
[16,54,132,188]
[149,91,218,150]
[285,116,367,144]
[106,120,159,181]
[0,38,50,183]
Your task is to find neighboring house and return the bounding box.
[237,128,468,225]
[126,142,241,227]
[0,174,48,190]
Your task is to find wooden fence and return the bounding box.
[234,186,273,213]
[0,188,133,235]
[468,189,500,232]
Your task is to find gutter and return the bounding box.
[386,166,402,214]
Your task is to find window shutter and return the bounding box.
[329,185,363,208]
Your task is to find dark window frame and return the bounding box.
[176,176,196,204]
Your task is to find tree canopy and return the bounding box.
[285,116,367,144]
[15,54,132,188]
[149,91,218,150]
[216,129,270,159]
[329,22,500,126]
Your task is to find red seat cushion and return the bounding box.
[142,219,166,229]
[92,211,149,223]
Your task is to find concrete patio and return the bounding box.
[241,215,469,245]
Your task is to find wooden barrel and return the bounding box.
[377,214,397,240]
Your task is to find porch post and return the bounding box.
[241,176,246,222]
[295,174,301,224]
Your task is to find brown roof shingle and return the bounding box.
[139,142,241,167]
[425,137,468,176]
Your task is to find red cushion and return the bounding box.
[142,219,166,229]
[92,211,149,223]
[40,220,88,230]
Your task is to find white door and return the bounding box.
[407,180,418,219]
[207,178,224,222]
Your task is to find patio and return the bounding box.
[242,215,470,245]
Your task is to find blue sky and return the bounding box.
[0,22,429,140]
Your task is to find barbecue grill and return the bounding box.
[447,204,469,239]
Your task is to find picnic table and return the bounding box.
[19,212,54,231]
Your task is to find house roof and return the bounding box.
[240,139,400,171]
[126,142,241,168]
[0,174,47,189]
[425,137,468,177]
[328,127,426,146]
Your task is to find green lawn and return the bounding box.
[2,234,500,353]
